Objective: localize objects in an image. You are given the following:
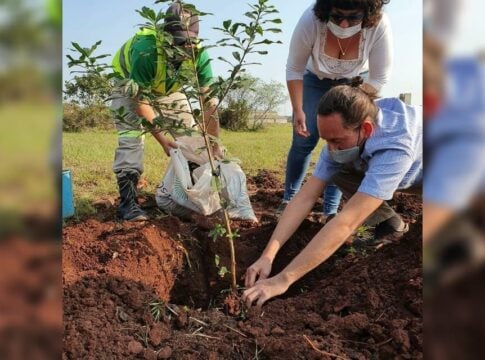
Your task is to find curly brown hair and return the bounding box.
[313,0,390,28]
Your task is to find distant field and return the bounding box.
[63,125,324,208]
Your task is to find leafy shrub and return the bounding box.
[63,103,113,132]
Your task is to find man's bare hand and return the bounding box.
[212,143,224,160]
[242,274,289,310]
[244,256,272,288]
[162,140,178,156]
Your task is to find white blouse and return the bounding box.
[286,3,393,91]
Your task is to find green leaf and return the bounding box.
[232,51,241,61]
[136,6,156,22]
[264,28,282,33]
[94,54,110,59]
[208,224,226,242]
[230,22,243,35]
[89,40,102,54]
[216,37,233,44]
[215,254,220,267]
[253,39,274,45]
[223,19,232,30]
[228,229,240,240]
[217,56,233,67]
[218,266,229,278]
[268,18,282,24]
[244,11,256,20]
[144,6,156,20]
[71,42,89,58]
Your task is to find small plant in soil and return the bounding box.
[66,0,282,305]
[148,299,166,322]
[356,224,373,241]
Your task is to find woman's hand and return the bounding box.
[293,109,310,137]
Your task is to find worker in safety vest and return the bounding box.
[111,2,219,221]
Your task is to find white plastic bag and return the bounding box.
[155,148,220,216]
[156,139,257,221]
[190,162,257,221]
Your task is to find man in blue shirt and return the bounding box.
[242,84,422,308]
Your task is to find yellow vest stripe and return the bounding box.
[117,130,144,138]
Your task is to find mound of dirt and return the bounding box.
[63,170,422,359]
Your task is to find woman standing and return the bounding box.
[281,0,393,219]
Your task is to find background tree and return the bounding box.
[220,74,286,131]
[63,73,112,107]
[63,41,114,132]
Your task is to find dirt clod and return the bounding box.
[143,348,158,360]
[175,311,189,329]
[157,346,172,359]
[128,340,143,354]
[271,326,285,335]
[149,323,169,346]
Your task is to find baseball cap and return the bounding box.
[164,2,199,45]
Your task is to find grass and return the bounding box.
[0,102,57,212]
[63,124,324,209]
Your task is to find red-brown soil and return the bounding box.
[63,170,422,359]
[0,238,62,359]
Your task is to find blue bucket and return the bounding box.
[62,170,75,218]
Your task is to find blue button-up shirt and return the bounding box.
[424,58,485,210]
[313,97,423,200]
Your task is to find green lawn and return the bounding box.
[0,103,57,210]
[63,125,324,206]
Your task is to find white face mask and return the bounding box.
[329,127,364,164]
[327,21,362,39]
[329,146,360,164]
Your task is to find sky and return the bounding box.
[63,0,424,115]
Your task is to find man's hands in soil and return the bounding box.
[244,256,272,288]
[243,256,291,308]
[242,274,290,309]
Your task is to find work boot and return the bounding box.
[374,214,409,241]
[117,173,149,221]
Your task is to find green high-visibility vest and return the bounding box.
[112,28,194,95]
[46,0,61,27]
